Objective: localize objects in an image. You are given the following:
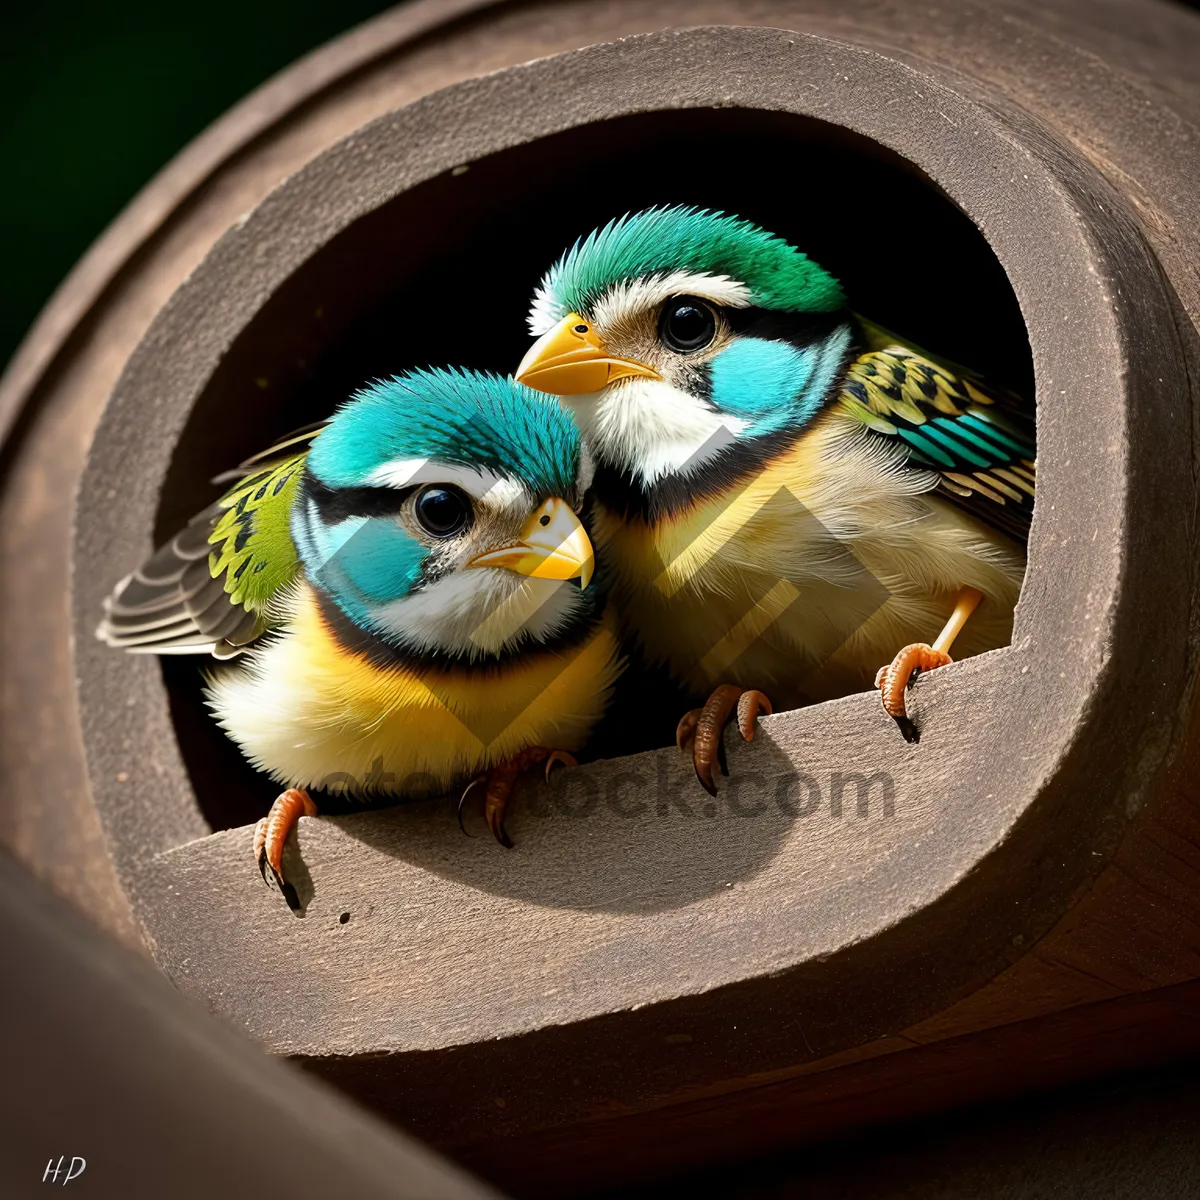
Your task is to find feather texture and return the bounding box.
[592,415,1026,708]
[837,320,1036,541]
[99,369,617,801]
[309,368,579,498]
[206,584,622,795]
[525,207,1036,714]
[96,429,318,658]
[530,206,846,335]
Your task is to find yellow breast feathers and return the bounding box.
[593,416,1025,703]
[205,583,622,796]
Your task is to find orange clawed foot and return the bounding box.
[457,746,577,848]
[254,787,318,911]
[874,645,953,743]
[677,684,773,796]
[875,586,984,743]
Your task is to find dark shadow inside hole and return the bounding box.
[156,107,1034,833]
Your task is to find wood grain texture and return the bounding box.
[2,0,1199,1192]
[454,977,1200,1196]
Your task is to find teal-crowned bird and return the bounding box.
[98,368,620,906]
[515,206,1034,792]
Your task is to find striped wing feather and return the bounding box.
[97,428,320,658]
[837,319,1036,541]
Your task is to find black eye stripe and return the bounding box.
[305,477,408,523]
[305,477,478,533]
[724,306,848,344]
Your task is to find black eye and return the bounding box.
[659,297,717,354]
[412,485,472,538]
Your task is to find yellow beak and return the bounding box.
[515,312,661,396]
[467,497,594,589]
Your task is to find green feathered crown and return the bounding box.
[530,206,846,330]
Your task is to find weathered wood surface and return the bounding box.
[2,0,1200,1193]
[0,854,500,1200]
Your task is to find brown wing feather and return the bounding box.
[96,423,325,659]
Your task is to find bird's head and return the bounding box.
[295,368,596,660]
[516,206,853,487]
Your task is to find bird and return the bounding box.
[98,368,621,907]
[515,206,1035,793]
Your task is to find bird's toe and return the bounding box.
[876,644,952,742]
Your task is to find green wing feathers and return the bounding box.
[208,453,305,615]
[97,432,314,658]
[838,320,1036,541]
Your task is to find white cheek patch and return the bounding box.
[368,568,585,659]
[567,378,748,486]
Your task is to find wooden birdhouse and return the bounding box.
[2,1,1199,1194]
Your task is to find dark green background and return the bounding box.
[0,0,395,373]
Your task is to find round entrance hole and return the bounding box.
[153,106,1034,833]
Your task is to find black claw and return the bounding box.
[894,715,920,744]
[279,877,301,912]
[260,855,301,912]
[457,777,483,838]
[716,735,729,778]
[493,822,515,850]
[906,668,922,691]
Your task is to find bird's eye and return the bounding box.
[659,298,718,354]
[412,485,472,538]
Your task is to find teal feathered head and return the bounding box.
[307,367,579,499]
[517,207,853,489]
[296,368,597,660]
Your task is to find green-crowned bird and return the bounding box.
[98,368,619,906]
[515,206,1034,792]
